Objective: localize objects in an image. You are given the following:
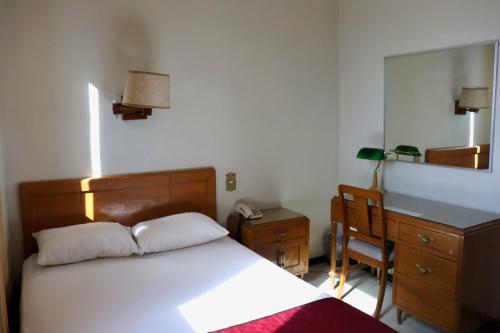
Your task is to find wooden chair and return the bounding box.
[336,184,394,320]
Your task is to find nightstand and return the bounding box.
[227,207,309,278]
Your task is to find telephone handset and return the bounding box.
[235,203,263,220]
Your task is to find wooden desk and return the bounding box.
[331,192,500,333]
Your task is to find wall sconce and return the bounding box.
[455,87,489,115]
[113,70,170,120]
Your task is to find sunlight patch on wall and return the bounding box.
[469,112,475,147]
[80,178,95,221]
[84,193,95,221]
[88,83,102,178]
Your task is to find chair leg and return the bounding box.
[329,260,337,289]
[336,254,349,299]
[329,271,336,289]
[374,268,387,320]
[397,308,403,324]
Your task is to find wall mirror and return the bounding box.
[384,41,498,171]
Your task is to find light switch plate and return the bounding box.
[226,172,236,191]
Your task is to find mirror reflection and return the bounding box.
[384,41,497,171]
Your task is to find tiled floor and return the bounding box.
[304,263,499,333]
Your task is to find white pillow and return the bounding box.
[132,212,228,254]
[34,222,142,266]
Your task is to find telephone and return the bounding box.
[235,203,263,220]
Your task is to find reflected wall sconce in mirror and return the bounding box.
[455,87,489,115]
[113,70,170,120]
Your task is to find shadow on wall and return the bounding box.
[94,11,157,119]
[109,13,155,88]
[86,11,158,177]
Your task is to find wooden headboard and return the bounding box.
[425,144,490,170]
[19,167,216,258]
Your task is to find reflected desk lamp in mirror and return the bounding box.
[357,148,386,193]
[392,145,422,162]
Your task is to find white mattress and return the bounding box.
[21,237,327,333]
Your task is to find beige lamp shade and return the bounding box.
[458,87,490,109]
[122,71,170,109]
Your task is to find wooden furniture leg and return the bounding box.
[397,308,403,324]
[336,247,349,299]
[329,221,338,289]
[374,267,387,319]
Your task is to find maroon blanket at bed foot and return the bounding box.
[213,297,398,333]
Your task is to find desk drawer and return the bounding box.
[253,220,308,245]
[399,223,460,258]
[397,244,457,294]
[396,273,457,332]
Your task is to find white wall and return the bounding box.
[0,0,10,268]
[0,0,14,316]
[0,0,339,276]
[339,0,500,212]
[385,44,494,154]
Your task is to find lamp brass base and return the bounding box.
[370,170,384,194]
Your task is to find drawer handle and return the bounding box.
[274,230,289,237]
[277,251,286,267]
[416,263,432,274]
[417,233,434,244]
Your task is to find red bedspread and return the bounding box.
[213,297,397,333]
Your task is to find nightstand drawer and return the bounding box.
[399,223,460,258]
[253,220,308,245]
[396,273,457,332]
[397,244,457,294]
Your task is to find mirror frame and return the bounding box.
[383,40,499,173]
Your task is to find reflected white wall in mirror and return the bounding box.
[384,41,498,171]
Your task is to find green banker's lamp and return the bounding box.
[357,148,386,193]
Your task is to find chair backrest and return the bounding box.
[338,184,387,248]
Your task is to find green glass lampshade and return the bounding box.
[394,145,421,157]
[356,148,386,161]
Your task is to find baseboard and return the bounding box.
[309,255,328,266]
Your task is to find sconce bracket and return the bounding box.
[455,100,479,115]
[113,103,152,120]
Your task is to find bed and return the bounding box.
[19,167,396,333]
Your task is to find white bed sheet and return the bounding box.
[21,237,327,333]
